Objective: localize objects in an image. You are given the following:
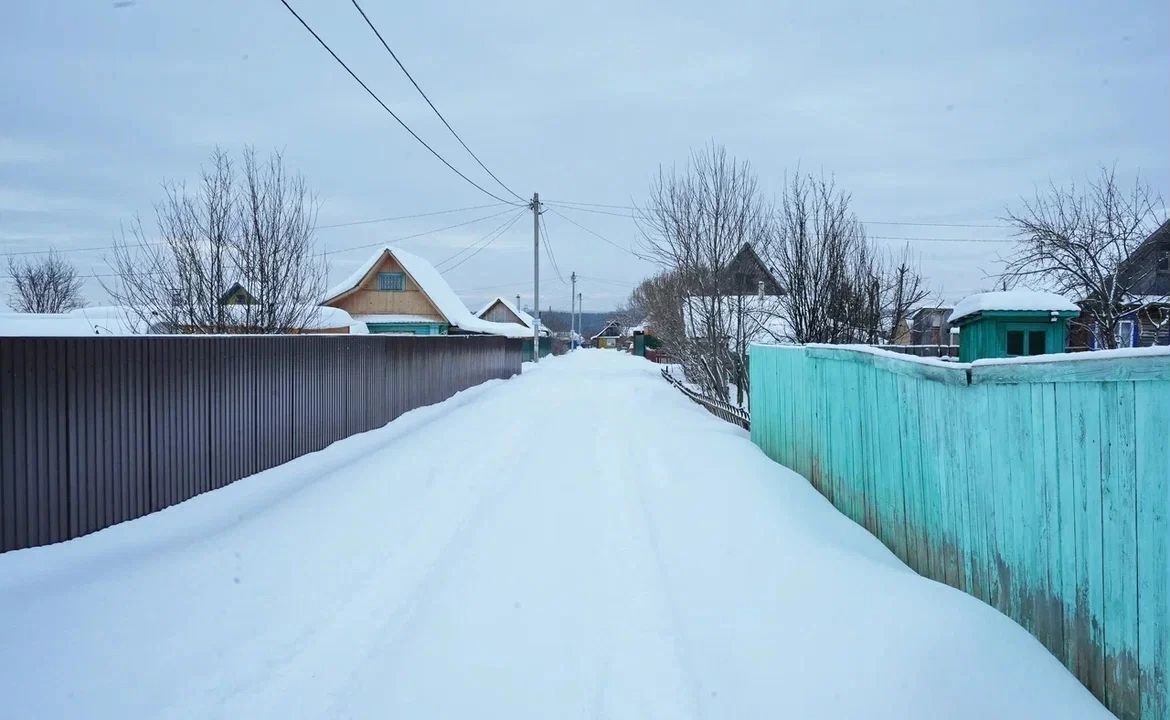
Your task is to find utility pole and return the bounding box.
[577,291,582,346]
[531,192,541,363]
[570,271,577,349]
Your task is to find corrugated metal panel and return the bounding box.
[0,335,520,553]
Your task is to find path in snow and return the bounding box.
[0,350,1112,719]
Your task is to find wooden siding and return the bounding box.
[749,344,1170,719]
[325,253,446,321]
[480,300,525,326]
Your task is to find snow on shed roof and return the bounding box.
[325,248,530,338]
[948,291,1079,324]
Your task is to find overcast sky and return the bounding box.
[2,0,1167,312]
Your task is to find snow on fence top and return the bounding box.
[948,290,1079,324]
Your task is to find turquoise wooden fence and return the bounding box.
[749,344,1170,720]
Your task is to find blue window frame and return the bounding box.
[377,272,406,291]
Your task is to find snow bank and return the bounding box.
[949,290,1079,324]
[0,351,1112,719]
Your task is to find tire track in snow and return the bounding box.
[591,384,705,720]
[203,390,533,718]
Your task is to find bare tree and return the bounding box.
[635,144,774,402]
[105,147,326,334]
[232,148,325,333]
[768,173,928,346]
[6,251,85,313]
[1001,167,1166,349]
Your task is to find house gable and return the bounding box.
[1117,219,1170,297]
[324,251,446,323]
[725,243,783,295]
[479,299,525,326]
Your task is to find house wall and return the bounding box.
[326,254,446,321]
[480,301,524,326]
[910,309,954,345]
[750,344,1170,719]
[958,312,1069,362]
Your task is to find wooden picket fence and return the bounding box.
[749,344,1170,720]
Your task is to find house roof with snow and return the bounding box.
[322,247,530,338]
[474,296,551,336]
[948,291,1080,325]
[591,320,623,341]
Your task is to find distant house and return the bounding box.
[682,296,792,346]
[591,320,623,349]
[681,243,790,347]
[722,243,783,296]
[322,247,528,338]
[1083,219,1170,348]
[908,306,958,346]
[218,282,257,306]
[475,296,551,337]
[475,296,552,360]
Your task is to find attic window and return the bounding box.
[377,272,405,292]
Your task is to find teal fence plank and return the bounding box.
[748,344,1168,720]
[1135,389,1169,720]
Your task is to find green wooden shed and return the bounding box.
[949,290,1080,362]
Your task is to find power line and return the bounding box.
[550,204,1012,244]
[436,208,526,269]
[0,204,515,259]
[317,202,507,229]
[539,214,567,284]
[549,199,1012,230]
[455,279,531,292]
[578,274,636,288]
[276,0,521,206]
[323,207,517,255]
[546,207,639,257]
[869,235,1014,244]
[442,210,527,271]
[0,240,164,258]
[348,0,524,203]
[549,203,643,220]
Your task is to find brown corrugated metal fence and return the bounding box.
[0,334,521,553]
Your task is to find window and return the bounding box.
[1006,330,1024,356]
[1028,330,1046,355]
[1116,319,1135,348]
[1158,252,1169,274]
[377,272,405,292]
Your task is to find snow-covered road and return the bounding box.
[0,350,1112,719]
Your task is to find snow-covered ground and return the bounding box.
[0,350,1111,719]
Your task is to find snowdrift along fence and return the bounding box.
[0,335,521,553]
[749,344,1169,720]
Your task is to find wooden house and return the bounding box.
[908,306,958,346]
[722,243,783,296]
[322,248,528,338]
[218,282,257,306]
[475,296,551,360]
[1084,219,1170,348]
[591,320,623,349]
